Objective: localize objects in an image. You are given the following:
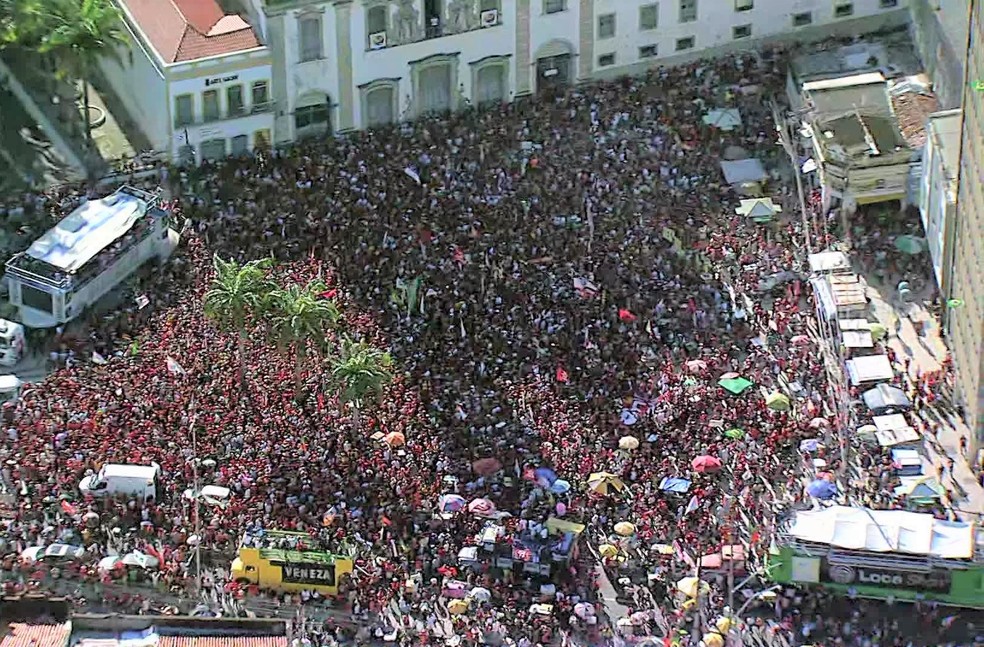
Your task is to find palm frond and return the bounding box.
[331,337,393,406]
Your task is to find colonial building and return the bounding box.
[99,0,275,163]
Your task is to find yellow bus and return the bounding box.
[230,529,354,596]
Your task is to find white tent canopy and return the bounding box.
[845,354,893,386]
[786,506,975,559]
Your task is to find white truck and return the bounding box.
[79,463,161,502]
[0,319,25,366]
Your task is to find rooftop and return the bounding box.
[819,113,908,158]
[890,79,942,149]
[790,35,923,85]
[120,0,261,64]
[805,76,892,119]
[0,622,70,647]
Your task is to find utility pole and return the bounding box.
[771,100,812,258]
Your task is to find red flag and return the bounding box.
[319,289,338,300]
[381,516,392,527]
[618,309,637,322]
[556,366,569,383]
[60,500,78,516]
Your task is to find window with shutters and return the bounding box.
[598,14,615,39]
[295,104,330,130]
[732,24,751,39]
[230,135,249,156]
[676,36,694,50]
[834,3,854,17]
[202,90,219,122]
[734,0,752,10]
[639,44,658,58]
[299,15,323,61]
[252,81,270,110]
[598,53,615,67]
[679,0,696,23]
[174,95,193,127]
[792,11,812,26]
[639,4,658,30]
[544,0,565,14]
[367,5,387,39]
[226,85,244,117]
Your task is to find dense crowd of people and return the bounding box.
[0,40,976,647]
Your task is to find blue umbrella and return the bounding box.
[535,467,558,488]
[807,479,837,500]
[550,479,571,494]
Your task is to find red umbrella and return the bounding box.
[472,458,503,476]
[691,455,723,473]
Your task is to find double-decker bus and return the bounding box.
[230,529,355,596]
[4,186,179,328]
[768,505,984,608]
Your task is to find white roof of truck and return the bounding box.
[25,190,149,272]
[787,506,974,559]
[100,463,159,479]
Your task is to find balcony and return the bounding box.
[366,6,503,51]
[174,102,273,129]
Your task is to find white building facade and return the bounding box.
[100,0,276,163]
[918,109,961,294]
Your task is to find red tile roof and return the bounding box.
[158,638,288,647]
[0,622,70,647]
[121,0,261,64]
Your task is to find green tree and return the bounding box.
[268,281,341,398]
[203,255,275,386]
[38,0,129,141]
[0,0,44,49]
[331,336,393,432]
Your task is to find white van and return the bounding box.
[79,463,161,502]
[0,320,25,367]
[0,375,22,404]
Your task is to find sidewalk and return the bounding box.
[865,276,984,520]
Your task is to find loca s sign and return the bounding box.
[824,564,950,592]
[281,564,337,586]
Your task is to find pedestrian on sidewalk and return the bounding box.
[960,435,968,457]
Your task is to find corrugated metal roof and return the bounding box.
[158,638,288,647]
[0,622,70,647]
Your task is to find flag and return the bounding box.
[403,166,422,185]
[947,298,965,308]
[128,340,140,356]
[60,500,78,516]
[319,289,338,300]
[91,351,107,365]
[618,308,637,322]
[166,357,186,375]
[684,495,700,516]
[556,366,569,383]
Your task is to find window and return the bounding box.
[792,11,812,26]
[252,81,269,109]
[639,44,658,58]
[226,85,244,117]
[202,90,220,122]
[639,3,658,30]
[230,135,249,156]
[299,15,323,61]
[174,94,193,126]
[598,13,615,39]
[879,0,898,6]
[834,3,854,17]
[254,129,271,149]
[732,24,751,39]
[679,0,697,23]
[200,139,226,160]
[676,36,694,50]
[367,5,387,37]
[544,0,565,14]
[598,53,615,67]
[295,103,330,130]
[734,0,752,10]
[20,285,52,314]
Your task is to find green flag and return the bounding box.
[947,298,965,309]
[128,340,140,356]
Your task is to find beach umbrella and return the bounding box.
[809,417,828,429]
[534,467,558,487]
[599,544,619,559]
[447,599,470,615]
[895,235,927,255]
[439,494,466,513]
[723,428,744,440]
[467,498,496,515]
[719,377,753,395]
[587,472,625,495]
[686,360,707,372]
[550,479,571,494]
[702,633,725,647]
[383,431,405,447]
[472,458,502,476]
[806,479,838,500]
[614,522,636,536]
[691,455,722,473]
[618,436,640,450]
[765,392,790,411]
[676,576,707,598]
[468,587,491,603]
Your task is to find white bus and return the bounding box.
[4,186,179,328]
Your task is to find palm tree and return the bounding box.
[38,0,129,142]
[267,280,341,398]
[0,0,44,50]
[203,255,275,386]
[331,337,393,432]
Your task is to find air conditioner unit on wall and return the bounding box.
[369,31,387,49]
[480,9,499,27]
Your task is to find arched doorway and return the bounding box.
[534,39,574,95]
[474,64,507,105]
[417,63,453,114]
[365,84,396,126]
[293,91,332,138]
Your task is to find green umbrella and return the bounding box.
[718,377,753,395]
[724,428,745,440]
[894,235,926,255]
[683,377,699,388]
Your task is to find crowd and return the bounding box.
[0,41,973,647]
